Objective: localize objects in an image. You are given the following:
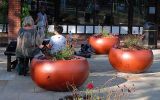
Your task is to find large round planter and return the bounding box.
[108,48,153,73]
[88,36,119,54]
[30,56,89,91]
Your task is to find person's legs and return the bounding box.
[37,27,46,44]
[29,57,33,62]
[38,27,45,37]
[23,57,30,76]
[11,59,18,69]
[17,57,24,75]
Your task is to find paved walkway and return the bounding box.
[0,47,160,100]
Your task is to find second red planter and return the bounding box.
[88,36,119,54]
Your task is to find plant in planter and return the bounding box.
[31,45,89,91]
[61,77,135,100]
[108,34,153,73]
[88,30,119,54]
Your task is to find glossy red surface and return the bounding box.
[31,56,89,91]
[108,48,153,73]
[88,36,119,54]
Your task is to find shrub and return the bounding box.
[42,44,75,60]
[93,29,116,38]
[61,76,135,100]
[52,45,75,60]
[118,34,146,50]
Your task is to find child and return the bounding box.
[48,25,66,54]
[37,25,66,57]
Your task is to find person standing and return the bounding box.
[16,16,41,76]
[35,6,48,42]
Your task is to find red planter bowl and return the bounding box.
[31,56,89,91]
[108,48,153,73]
[88,36,119,54]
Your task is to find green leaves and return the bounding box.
[102,30,109,37]
[122,35,145,49]
[21,2,30,21]
[123,35,139,47]
[0,0,8,23]
[1,0,7,9]
[53,45,75,60]
[101,29,112,37]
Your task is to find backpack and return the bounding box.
[75,44,93,58]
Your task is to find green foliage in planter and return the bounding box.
[94,29,113,37]
[123,35,139,47]
[62,76,135,100]
[52,45,75,60]
[121,34,145,49]
[102,30,110,37]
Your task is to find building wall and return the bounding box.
[8,0,21,40]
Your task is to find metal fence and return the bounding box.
[48,25,143,35]
[0,24,143,35]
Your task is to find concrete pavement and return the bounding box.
[0,47,160,100]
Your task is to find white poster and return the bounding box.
[140,27,143,34]
[0,24,7,32]
[94,26,102,33]
[120,26,128,34]
[77,26,85,33]
[149,7,155,14]
[61,25,67,33]
[103,26,111,33]
[86,26,93,34]
[132,27,139,34]
[112,26,119,35]
[68,25,76,33]
[48,25,54,33]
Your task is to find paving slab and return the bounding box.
[0,47,160,100]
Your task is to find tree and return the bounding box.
[0,0,8,32]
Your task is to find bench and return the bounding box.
[4,39,50,72]
[4,40,16,72]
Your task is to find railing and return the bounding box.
[48,25,143,35]
[0,24,143,35]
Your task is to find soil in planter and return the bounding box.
[37,55,81,61]
[116,45,148,50]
